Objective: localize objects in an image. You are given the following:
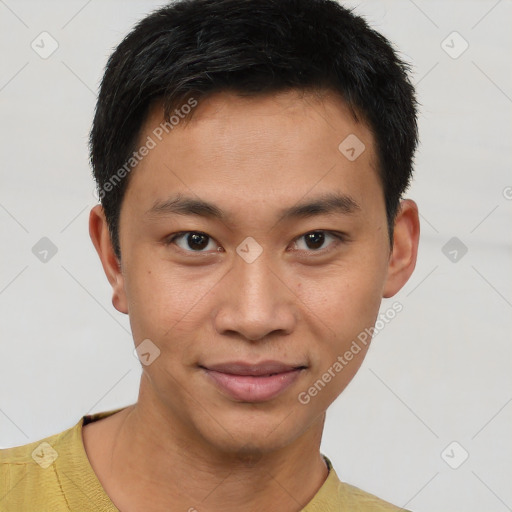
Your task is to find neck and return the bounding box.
[85,380,329,512]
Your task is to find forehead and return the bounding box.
[123,89,381,223]
[149,89,372,140]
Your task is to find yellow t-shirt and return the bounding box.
[0,408,409,511]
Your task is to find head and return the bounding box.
[89,0,420,459]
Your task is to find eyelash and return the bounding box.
[164,230,348,255]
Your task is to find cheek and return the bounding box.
[123,251,225,353]
[294,257,385,389]
[297,257,385,329]
[123,256,186,342]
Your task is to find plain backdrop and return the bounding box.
[1,1,511,511]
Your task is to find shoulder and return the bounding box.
[337,480,411,511]
[0,423,78,509]
[0,409,124,511]
[304,455,411,512]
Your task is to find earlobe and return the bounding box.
[89,205,129,314]
[382,199,420,298]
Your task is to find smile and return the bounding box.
[200,361,307,402]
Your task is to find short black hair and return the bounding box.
[90,0,418,260]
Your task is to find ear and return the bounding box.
[382,199,420,298]
[89,204,128,314]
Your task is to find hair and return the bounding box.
[90,0,418,260]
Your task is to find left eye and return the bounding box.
[168,232,219,252]
[292,231,342,252]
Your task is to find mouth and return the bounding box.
[199,361,308,402]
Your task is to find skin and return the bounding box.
[86,89,420,512]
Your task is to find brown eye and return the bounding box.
[185,232,209,250]
[292,231,345,252]
[167,231,219,252]
[304,232,325,250]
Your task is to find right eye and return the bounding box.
[165,231,222,253]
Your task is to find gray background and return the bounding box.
[1,1,511,510]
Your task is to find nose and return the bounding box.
[213,250,298,342]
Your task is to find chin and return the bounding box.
[192,406,310,458]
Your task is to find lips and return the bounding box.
[200,360,307,402]
[203,361,305,376]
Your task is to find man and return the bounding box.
[0,0,420,510]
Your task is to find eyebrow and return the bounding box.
[145,194,224,219]
[278,192,360,221]
[145,192,360,222]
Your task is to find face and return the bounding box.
[90,89,419,457]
